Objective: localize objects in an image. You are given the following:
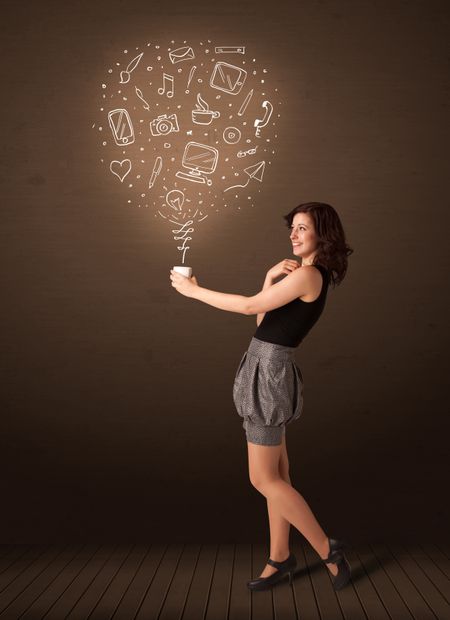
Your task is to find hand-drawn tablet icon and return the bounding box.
[169,46,195,64]
[209,62,247,95]
[110,159,132,182]
[176,141,219,186]
[108,108,135,146]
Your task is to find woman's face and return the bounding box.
[289,212,318,260]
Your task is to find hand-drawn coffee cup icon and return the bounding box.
[192,94,221,125]
[169,46,195,64]
[108,108,135,146]
[150,113,180,137]
[173,266,192,277]
[209,62,247,95]
[176,141,219,186]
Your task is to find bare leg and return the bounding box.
[259,434,292,578]
[248,437,338,577]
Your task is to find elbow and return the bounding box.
[244,298,255,316]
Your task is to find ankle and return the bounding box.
[317,536,330,560]
[269,550,290,562]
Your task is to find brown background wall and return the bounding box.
[1,0,448,543]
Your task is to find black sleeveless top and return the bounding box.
[253,264,330,347]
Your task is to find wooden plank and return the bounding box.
[373,543,446,619]
[134,544,184,619]
[356,543,415,619]
[408,544,450,603]
[0,544,80,619]
[43,544,118,618]
[0,545,33,575]
[88,545,151,619]
[291,539,320,620]
[250,542,275,620]
[345,544,390,620]
[204,543,234,620]
[0,546,60,614]
[112,544,166,620]
[65,544,134,618]
[20,544,100,620]
[388,543,450,616]
[179,544,218,620]
[419,543,450,581]
[229,542,251,620]
[303,540,345,619]
[159,544,202,620]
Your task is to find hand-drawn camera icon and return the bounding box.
[150,113,180,137]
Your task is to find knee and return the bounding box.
[249,473,279,493]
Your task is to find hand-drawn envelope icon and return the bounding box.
[169,46,195,64]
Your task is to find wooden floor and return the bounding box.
[0,542,448,619]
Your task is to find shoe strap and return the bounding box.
[267,555,290,569]
[322,549,343,564]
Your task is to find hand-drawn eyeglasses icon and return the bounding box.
[176,141,219,186]
[108,109,135,146]
[209,62,247,96]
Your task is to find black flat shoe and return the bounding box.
[321,537,352,590]
[247,553,297,591]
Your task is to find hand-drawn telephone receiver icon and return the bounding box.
[108,108,135,146]
[209,62,247,95]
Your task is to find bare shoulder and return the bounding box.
[296,265,323,301]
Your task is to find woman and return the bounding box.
[169,201,354,591]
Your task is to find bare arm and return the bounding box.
[256,274,274,326]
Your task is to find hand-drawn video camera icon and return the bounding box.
[209,62,247,96]
[150,113,180,137]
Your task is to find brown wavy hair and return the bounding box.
[283,202,354,287]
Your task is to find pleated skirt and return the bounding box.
[232,336,304,446]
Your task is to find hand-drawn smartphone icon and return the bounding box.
[108,108,135,146]
[209,62,247,96]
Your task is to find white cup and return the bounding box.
[173,265,192,278]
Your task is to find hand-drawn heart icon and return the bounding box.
[110,159,132,182]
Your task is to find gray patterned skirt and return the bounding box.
[232,336,304,446]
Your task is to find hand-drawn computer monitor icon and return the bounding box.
[108,108,135,146]
[175,142,219,186]
[209,62,247,95]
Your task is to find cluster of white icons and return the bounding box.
[96,40,279,263]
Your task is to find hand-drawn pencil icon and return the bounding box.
[108,109,135,146]
[158,73,174,98]
[176,141,219,186]
[120,52,144,84]
[254,100,273,137]
[223,127,241,144]
[110,159,132,182]
[223,160,265,192]
[135,86,151,111]
[150,113,180,136]
[210,62,247,95]
[215,46,245,54]
[169,46,195,64]
[238,89,254,116]
[149,156,163,188]
[185,65,197,94]
[192,94,220,125]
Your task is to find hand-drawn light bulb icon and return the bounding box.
[254,100,273,138]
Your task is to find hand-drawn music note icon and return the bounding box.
[158,73,174,98]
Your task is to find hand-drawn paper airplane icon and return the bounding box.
[223,160,265,192]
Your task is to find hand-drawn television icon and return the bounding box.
[209,62,247,96]
[107,108,135,146]
[175,142,219,186]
